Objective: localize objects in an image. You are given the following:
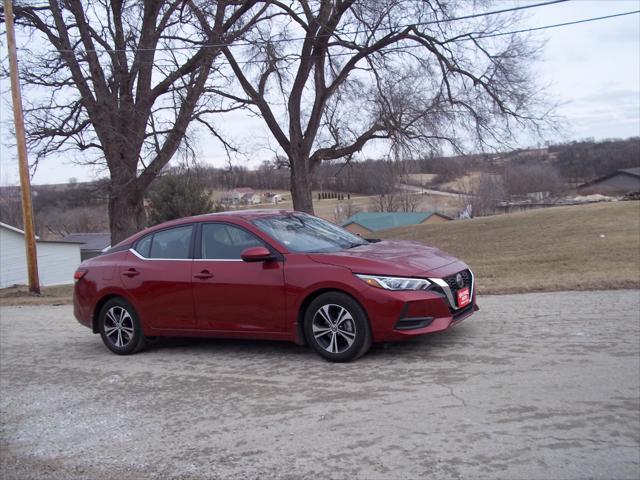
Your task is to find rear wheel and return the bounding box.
[304,292,371,362]
[98,298,146,355]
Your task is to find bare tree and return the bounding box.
[371,192,397,213]
[397,190,420,212]
[0,193,23,229]
[504,163,564,197]
[219,0,551,214]
[36,205,109,239]
[460,173,505,217]
[7,0,265,243]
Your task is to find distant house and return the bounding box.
[62,233,111,261]
[577,167,640,196]
[0,222,82,288]
[341,211,452,236]
[221,187,257,205]
[241,192,261,205]
[264,192,283,204]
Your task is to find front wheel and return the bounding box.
[304,292,371,362]
[98,298,146,355]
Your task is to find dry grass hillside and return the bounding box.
[378,201,640,294]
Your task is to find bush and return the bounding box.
[147,169,215,225]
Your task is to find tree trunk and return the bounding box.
[108,180,146,246]
[289,156,315,214]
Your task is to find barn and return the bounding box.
[0,222,82,288]
[577,167,640,196]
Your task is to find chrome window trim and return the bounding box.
[428,269,474,310]
[194,258,243,262]
[129,248,192,262]
[130,248,245,262]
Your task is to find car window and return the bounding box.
[134,235,152,258]
[252,213,367,253]
[148,226,193,259]
[201,223,264,259]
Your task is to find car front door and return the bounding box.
[192,222,286,333]
[120,224,196,330]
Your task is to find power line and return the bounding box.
[470,9,640,40]
[46,8,637,67]
[230,9,640,65]
[17,8,639,72]
[49,0,570,54]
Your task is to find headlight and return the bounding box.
[356,274,431,291]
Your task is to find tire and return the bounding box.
[304,292,372,362]
[98,298,146,355]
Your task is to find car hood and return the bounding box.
[307,240,461,277]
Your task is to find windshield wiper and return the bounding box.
[346,242,367,249]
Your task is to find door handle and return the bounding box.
[122,268,140,278]
[194,269,214,280]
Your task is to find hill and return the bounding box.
[378,201,640,294]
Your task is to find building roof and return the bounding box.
[62,233,111,251]
[0,222,84,245]
[619,167,640,177]
[341,211,451,232]
[0,221,35,237]
[578,167,640,188]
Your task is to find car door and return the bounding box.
[120,224,196,330]
[192,222,286,332]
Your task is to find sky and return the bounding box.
[0,0,638,186]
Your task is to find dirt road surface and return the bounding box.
[1,290,639,479]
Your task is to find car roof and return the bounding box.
[181,209,293,223]
[115,209,295,247]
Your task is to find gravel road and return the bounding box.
[1,290,639,480]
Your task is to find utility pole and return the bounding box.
[4,0,40,294]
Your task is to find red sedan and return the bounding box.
[73,210,477,362]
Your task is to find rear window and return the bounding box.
[134,235,152,257]
[133,225,193,259]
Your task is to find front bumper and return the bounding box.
[360,268,478,342]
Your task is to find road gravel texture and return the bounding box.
[1,290,639,480]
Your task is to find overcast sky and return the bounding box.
[0,0,638,186]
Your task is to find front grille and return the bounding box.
[443,269,472,296]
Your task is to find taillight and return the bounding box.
[74,269,88,282]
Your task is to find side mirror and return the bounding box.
[241,246,275,262]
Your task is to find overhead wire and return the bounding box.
[46,0,571,54]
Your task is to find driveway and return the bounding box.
[1,290,639,479]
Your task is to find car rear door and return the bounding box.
[120,224,196,330]
[191,222,286,333]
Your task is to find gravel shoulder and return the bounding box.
[1,290,639,479]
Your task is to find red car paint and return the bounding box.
[73,210,477,346]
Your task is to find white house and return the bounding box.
[0,222,82,288]
[220,187,257,205]
[264,192,283,204]
[239,192,259,205]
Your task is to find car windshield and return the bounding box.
[252,213,369,253]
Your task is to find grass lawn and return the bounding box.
[378,201,640,294]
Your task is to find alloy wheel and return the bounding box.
[311,304,357,354]
[103,306,135,348]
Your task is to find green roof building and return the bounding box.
[341,211,451,235]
